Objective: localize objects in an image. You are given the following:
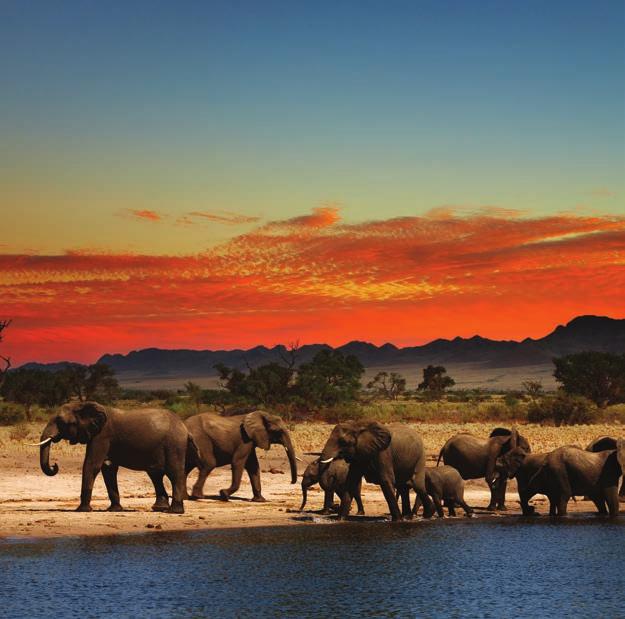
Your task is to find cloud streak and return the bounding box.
[2,208,624,363]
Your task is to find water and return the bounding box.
[1,518,624,618]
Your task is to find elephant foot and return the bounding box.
[152,498,170,512]
[252,496,267,503]
[319,508,332,515]
[107,504,124,512]
[75,504,93,513]
[356,510,365,516]
[496,505,507,511]
[167,501,185,514]
[219,489,230,501]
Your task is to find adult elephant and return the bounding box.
[185,410,297,501]
[319,421,434,521]
[586,436,625,501]
[437,427,530,510]
[530,442,625,517]
[35,401,197,513]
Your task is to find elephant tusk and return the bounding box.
[27,437,52,447]
[320,458,333,464]
[295,456,304,463]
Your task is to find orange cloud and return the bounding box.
[181,211,261,225]
[119,209,162,222]
[1,208,624,363]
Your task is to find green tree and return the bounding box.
[367,371,406,400]
[84,363,120,403]
[1,368,72,420]
[184,381,204,413]
[417,365,455,399]
[295,349,364,408]
[553,352,625,407]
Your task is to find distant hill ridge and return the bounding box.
[21,315,624,377]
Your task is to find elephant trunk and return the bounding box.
[40,420,60,477]
[299,483,309,511]
[320,443,339,465]
[282,433,298,484]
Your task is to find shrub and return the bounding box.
[9,421,31,441]
[0,402,26,426]
[528,393,598,426]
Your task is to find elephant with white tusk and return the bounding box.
[37,401,199,514]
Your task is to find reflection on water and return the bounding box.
[1,518,624,618]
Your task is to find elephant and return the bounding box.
[529,442,625,517]
[299,458,364,515]
[437,427,530,510]
[185,410,297,501]
[36,401,198,513]
[586,436,625,501]
[494,449,548,516]
[413,465,473,518]
[319,421,434,521]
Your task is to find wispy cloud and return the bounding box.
[2,208,624,363]
[118,209,163,222]
[589,188,616,198]
[178,210,261,226]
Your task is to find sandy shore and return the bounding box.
[0,422,618,539]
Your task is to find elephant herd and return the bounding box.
[33,401,625,521]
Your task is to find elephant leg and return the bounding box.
[380,478,402,521]
[354,479,365,516]
[455,494,473,517]
[412,473,434,519]
[102,462,123,511]
[166,461,186,514]
[495,479,507,511]
[398,485,412,519]
[445,498,457,517]
[431,492,445,518]
[338,489,354,520]
[412,493,422,517]
[320,489,334,514]
[77,441,108,512]
[190,449,217,500]
[556,494,569,517]
[220,446,250,500]
[245,450,266,502]
[619,478,625,502]
[605,486,619,518]
[149,471,170,511]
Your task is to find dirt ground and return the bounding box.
[0,422,620,539]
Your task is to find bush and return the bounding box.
[483,403,518,421]
[0,402,26,425]
[9,421,31,441]
[528,393,598,426]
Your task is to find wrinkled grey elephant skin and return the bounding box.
[185,410,298,502]
[319,421,434,521]
[414,465,473,518]
[39,401,196,514]
[299,458,364,515]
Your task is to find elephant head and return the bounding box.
[243,411,298,484]
[494,446,528,481]
[319,421,391,465]
[299,458,321,511]
[485,426,529,487]
[37,401,108,477]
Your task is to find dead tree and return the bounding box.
[0,320,12,388]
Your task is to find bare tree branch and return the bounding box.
[278,340,300,370]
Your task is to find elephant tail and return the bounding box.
[185,435,202,473]
[436,447,444,466]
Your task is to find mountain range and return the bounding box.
[79,315,624,378]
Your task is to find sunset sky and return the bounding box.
[1,1,624,364]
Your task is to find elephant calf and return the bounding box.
[299,458,364,515]
[495,449,548,516]
[413,465,473,518]
[37,401,197,513]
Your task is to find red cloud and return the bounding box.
[119,209,162,222]
[2,208,624,363]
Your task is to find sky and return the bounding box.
[1,1,624,364]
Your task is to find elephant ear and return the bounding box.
[243,411,270,450]
[75,401,107,443]
[356,422,391,459]
[509,426,519,449]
